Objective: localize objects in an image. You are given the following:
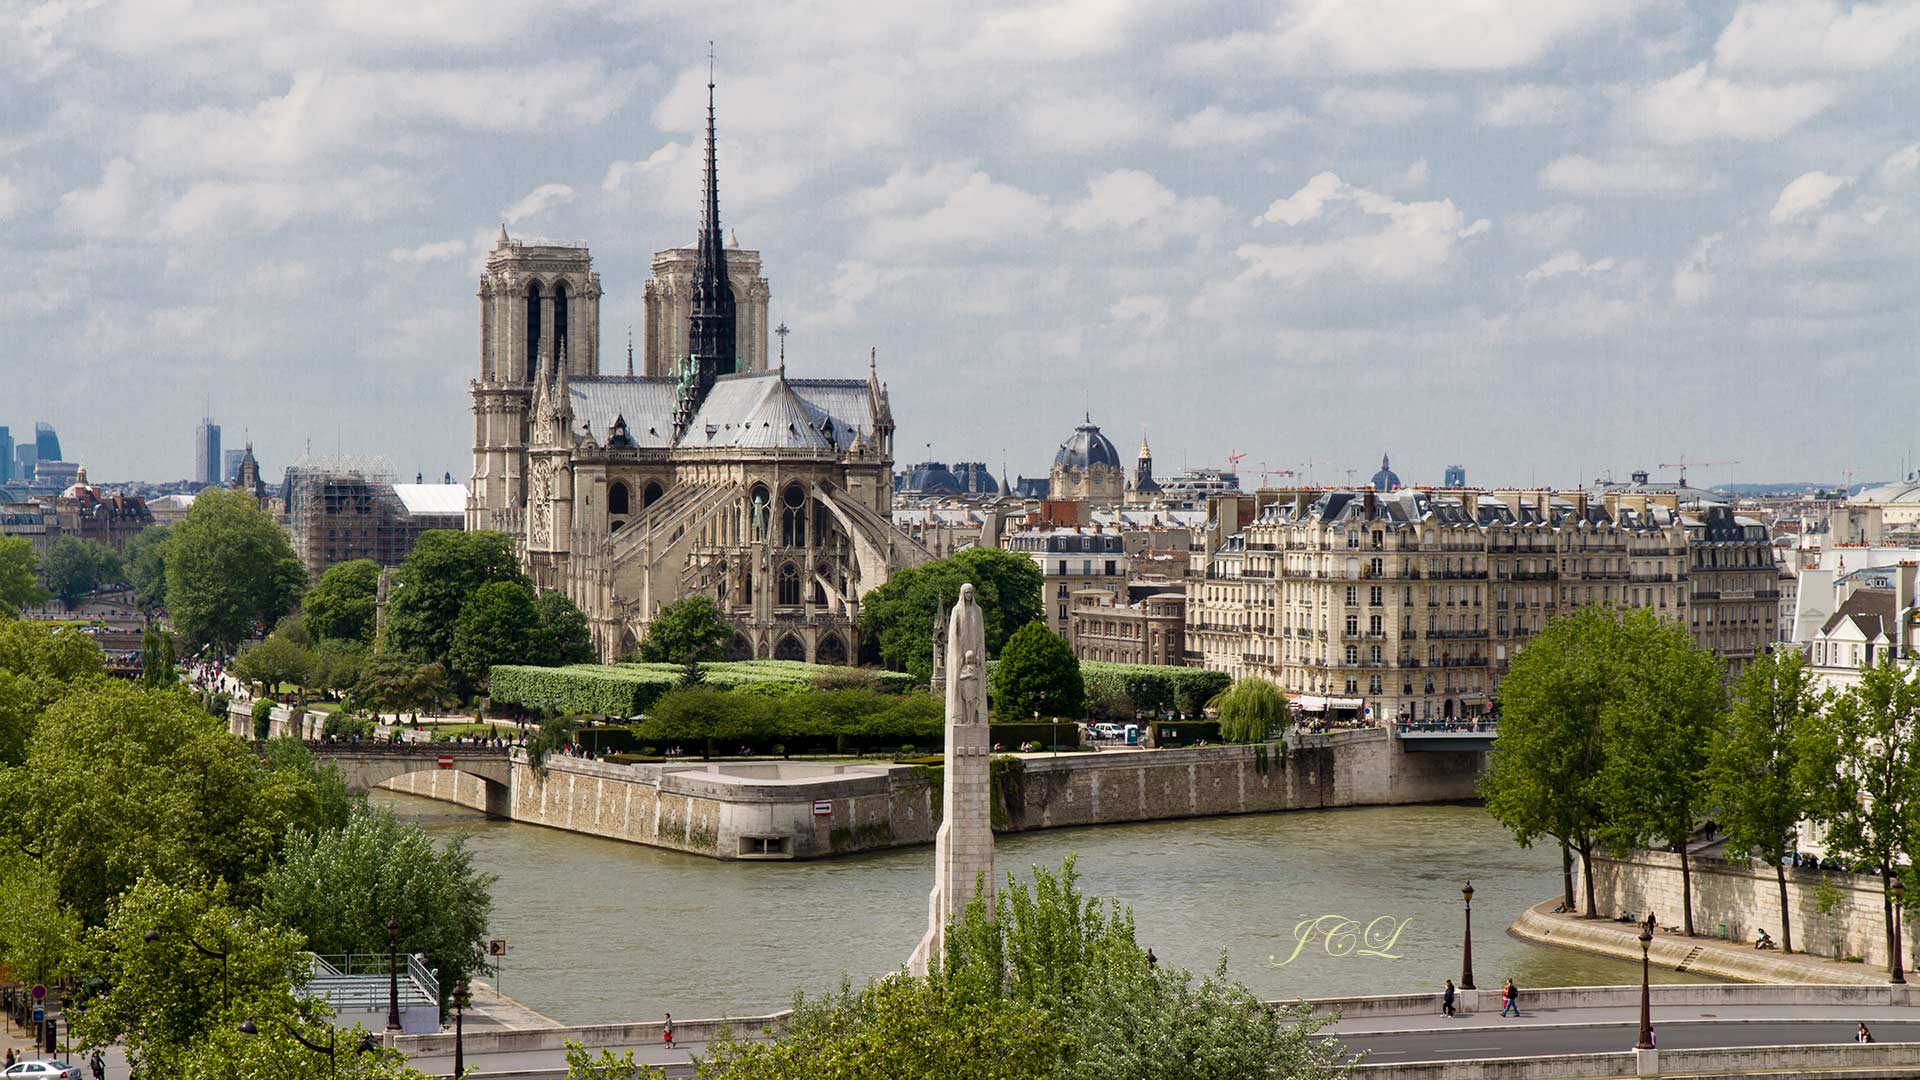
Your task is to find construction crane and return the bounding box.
[1658,458,1740,489]
[1226,449,1248,470]
[1256,463,1298,486]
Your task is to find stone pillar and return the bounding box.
[909,583,994,976]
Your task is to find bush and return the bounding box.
[988,722,1078,750]
[204,692,231,719]
[632,686,943,755]
[1150,720,1221,747]
[1080,662,1230,717]
[250,698,275,740]
[323,712,375,740]
[488,661,915,716]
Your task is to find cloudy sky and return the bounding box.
[3,0,1916,490]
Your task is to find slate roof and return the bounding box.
[567,372,874,452]
[1819,588,1898,640]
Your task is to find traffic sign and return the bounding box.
[30,983,45,1001]
[813,800,832,816]
[488,939,507,956]
[437,754,454,768]
[31,1007,44,1023]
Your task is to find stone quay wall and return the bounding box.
[1582,849,1899,967]
[377,727,1483,861]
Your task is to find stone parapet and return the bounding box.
[1510,900,1887,984]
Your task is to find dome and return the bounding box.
[905,461,963,495]
[1054,415,1121,471]
[1370,453,1401,493]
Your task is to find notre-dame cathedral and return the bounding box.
[466,79,930,664]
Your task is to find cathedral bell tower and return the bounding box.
[468,227,601,530]
[673,67,738,440]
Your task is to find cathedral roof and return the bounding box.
[569,378,681,447]
[568,372,876,453]
[1054,416,1121,471]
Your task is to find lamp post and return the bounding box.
[1891,876,1906,986]
[1635,920,1654,1050]
[1460,881,1475,990]
[385,917,403,1035]
[452,980,471,1079]
[240,1017,378,1080]
[144,923,230,1014]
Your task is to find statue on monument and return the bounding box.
[908,584,994,976]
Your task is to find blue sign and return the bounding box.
[32,1007,44,1023]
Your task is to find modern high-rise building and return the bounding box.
[14,445,37,482]
[223,448,246,484]
[194,418,222,487]
[34,422,61,465]
[0,427,12,484]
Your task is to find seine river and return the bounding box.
[372,791,1711,1024]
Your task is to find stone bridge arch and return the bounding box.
[307,745,515,818]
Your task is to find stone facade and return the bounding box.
[1068,587,1185,664]
[1008,526,1129,636]
[641,246,770,378]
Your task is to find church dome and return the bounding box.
[1055,416,1120,471]
[1370,453,1401,492]
[905,461,963,495]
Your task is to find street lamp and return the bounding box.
[239,1016,378,1080]
[1460,881,1476,990]
[1891,876,1906,986]
[451,980,471,1079]
[385,917,403,1035]
[144,923,230,1013]
[1635,920,1654,1050]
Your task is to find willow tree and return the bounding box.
[1212,679,1289,743]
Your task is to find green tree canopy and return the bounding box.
[0,619,105,766]
[857,548,1045,683]
[449,579,539,690]
[262,804,495,1006]
[1707,648,1814,954]
[123,524,171,613]
[232,633,313,696]
[534,590,597,665]
[1211,679,1290,743]
[383,530,524,665]
[139,625,179,688]
[165,488,308,652]
[303,558,381,646]
[44,535,123,609]
[637,595,735,665]
[0,681,350,922]
[0,536,49,616]
[991,621,1086,721]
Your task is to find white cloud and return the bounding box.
[1478,83,1574,127]
[1317,86,1435,125]
[1671,232,1723,306]
[1714,0,1920,74]
[1020,92,1162,152]
[1873,143,1920,189]
[1063,170,1177,232]
[1769,170,1851,222]
[390,239,470,265]
[1240,172,1489,283]
[857,169,1050,257]
[502,183,575,225]
[1623,62,1838,144]
[0,176,20,220]
[1108,293,1171,337]
[1504,204,1586,248]
[1173,0,1641,75]
[158,167,407,236]
[1401,159,1431,189]
[1167,105,1303,148]
[57,158,142,237]
[1522,249,1618,282]
[1537,153,1712,196]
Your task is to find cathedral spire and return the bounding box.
[678,44,737,440]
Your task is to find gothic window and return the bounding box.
[552,280,569,365]
[608,482,630,517]
[643,481,664,508]
[816,634,847,665]
[782,484,807,546]
[778,563,801,606]
[525,281,543,381]
[774,634,806,661]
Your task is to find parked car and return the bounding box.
[4,1062,82,1080]
[1091,723,1125,740]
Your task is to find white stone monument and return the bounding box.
[908,583,994,976]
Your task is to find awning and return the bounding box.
[1294,694,1328,711]
[1327,696,1364,710]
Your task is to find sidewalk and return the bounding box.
[462,977,564,1032]
[1510,899,1890,984]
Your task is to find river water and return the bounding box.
[371,791,1711,1025]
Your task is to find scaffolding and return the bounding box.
[284,456,457,581]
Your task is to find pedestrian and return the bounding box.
[5,1047,15,1068]
[663,1012,674,1049]
[1147,948,1158,969]
[1500,978,1519,1017]
[1442,978,1456,1018]
[91,1050,106,1080]
[1857,1022,1874,1043]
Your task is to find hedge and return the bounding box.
[987,722,1079,750]
[250,698,275,740]
[631,687,944,754]
[1079,662,1230,717]
[1149,720,1221,747]
[490,661,915,716]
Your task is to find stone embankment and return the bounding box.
[1509,900,1885,984]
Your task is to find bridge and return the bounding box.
[302,742,515,813]
[1392,719,1498,752]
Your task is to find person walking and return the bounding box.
[1500,978,1520,1017]
[90,1051,105,1080]
[1442,978,1456,1018]
[663,1012,674,1050]
[1857,1022,1874,1043]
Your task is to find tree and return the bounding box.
[307,639,367,698]
[383,530,524,666]
[568,1044,663,1079]
[948,547,1044,654]
[165,488,307,652]
[0,536,49,616]
[1212,679,1289,743]
[1595,612,1722,935]
[44,536,121,609]
[696,859,1348,1080]
[0,851,83,988]
[991,622,1085,721]
[449,580,538,690]
[534,590,597,665]
[1796,654,1920,980]
[0,619,105,766]
[262,805,495,1007]
[139,625,179,688]
[858,549,1045,683]
[232,634,313,697]
[123,524,171,614]
[303,558,380,646]
[637,595,734,665]
[1707,649,1814,954]
[0,681,348,923]
[1480,608,1618,916]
